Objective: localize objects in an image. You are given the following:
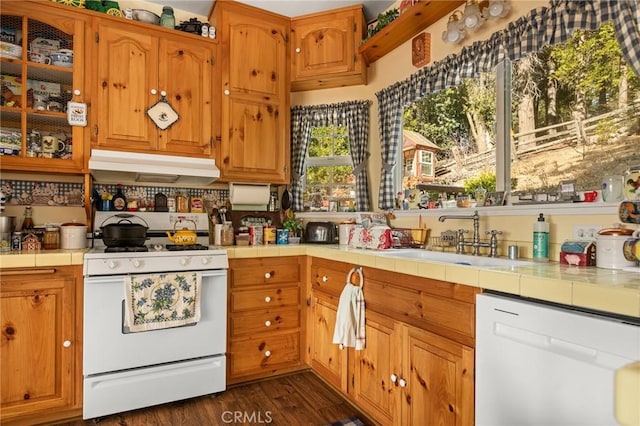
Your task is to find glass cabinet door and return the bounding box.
[0,6,86,173]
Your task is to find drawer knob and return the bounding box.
[399,378,407,388]
[264,350,271,357]
[63,340,71,348]
[224,89,230,95]
[322,275,328,283]
[265,320,272,327]
[150,88,157,95]
[295,47,301,53]
[390,373,398,383]
[264,296,271,303]
[264,272,271,279]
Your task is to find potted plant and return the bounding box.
[282,209,303,244]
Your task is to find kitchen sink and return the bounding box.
[375,249,537,268]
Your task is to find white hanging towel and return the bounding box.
[332,267,366,350]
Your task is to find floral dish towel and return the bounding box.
[124,272,201,333]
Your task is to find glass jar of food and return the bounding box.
[43,226,60,250]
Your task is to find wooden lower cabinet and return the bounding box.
[227,257,305,384]
[309,294,348,391]
[308,257,477,425]
[0,266,83,425]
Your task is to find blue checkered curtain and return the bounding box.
[376,0,640,210]
[290,101,372,212]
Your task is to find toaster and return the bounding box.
[304,222,338,244]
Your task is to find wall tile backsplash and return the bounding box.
[1,179,230,211]
[1,179,84,206]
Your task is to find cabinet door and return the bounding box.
[309,295,348,392]
[95,22,159,151]
[402,326,475,426]
[290,6,367,91]
[158,38,215,157]
[292,10,356,79]
[0,266,81,424]
[352,310,400,426]
[0,4,87,173]
[217,3,290,184]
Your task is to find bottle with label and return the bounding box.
[532,213,549,262]
[22,206,34,231]
[112,184,127,211]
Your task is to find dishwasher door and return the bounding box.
[476,293,640,426]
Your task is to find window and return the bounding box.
[400,22,640,206]
[303,125,356,212]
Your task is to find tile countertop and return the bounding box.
[1,244,639,318]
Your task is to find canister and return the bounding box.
[60,221,88,249]
[264,226,276,245]
[249,225,263,245]
[596,227,636,269]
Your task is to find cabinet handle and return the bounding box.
[73,89,81,96]
[150,89,157,95]
[399,378,407,388]
[390,374,398,383]
[160,90,167,97]
[322,275,328,283]
[264,272,271,279]
[224,89,230,96]
[295,47,301,53]
[265,320,271,327]
[264,350,271,357]
[264,296,271,303]
[63,340,72,348]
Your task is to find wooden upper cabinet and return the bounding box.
[211,1,290,184]
[291,5,367,91]
[93,19,216,158]
[0,2,87,174]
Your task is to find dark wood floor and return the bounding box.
[54,371,371,426]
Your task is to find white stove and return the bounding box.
[83,211,228,420]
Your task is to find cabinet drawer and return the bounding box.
[229,257,300,287]
[230,286,299,312]
[310,258,354,297]
[230,308,300,337]
[229,332,300,377]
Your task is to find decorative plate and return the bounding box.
[147,98,179,130]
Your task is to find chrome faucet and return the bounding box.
[438,210,501,256]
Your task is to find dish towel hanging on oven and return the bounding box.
[124,271,201,333]
[332,267,366,350]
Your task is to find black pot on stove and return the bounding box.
[96,213,149,247]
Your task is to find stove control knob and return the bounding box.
[132,259,143,268]
[201,257,211,265]
[107,260,118,269]
[180,257,190,266]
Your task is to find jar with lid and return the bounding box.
[176,192,190,213]
[160,6,175,29]
[221,221,234,246]
[43,226,60,250]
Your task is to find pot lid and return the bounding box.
[598,226,634,236]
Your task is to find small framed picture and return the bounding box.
[484,191,506,206]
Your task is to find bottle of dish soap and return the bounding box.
[533,213,549,262]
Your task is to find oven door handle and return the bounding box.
[85,269,227,283]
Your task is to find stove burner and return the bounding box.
[165,244,210,251]
[104,246,150,253]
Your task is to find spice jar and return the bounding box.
[176,192,189,213]
[43,226,60,250]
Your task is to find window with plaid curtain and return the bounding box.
[290,101,372,212]
[376,0,640,210]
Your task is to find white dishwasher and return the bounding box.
[476,292,640,426]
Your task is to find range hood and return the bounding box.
[88,149,220,185]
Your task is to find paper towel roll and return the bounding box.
[229,183,271,206]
